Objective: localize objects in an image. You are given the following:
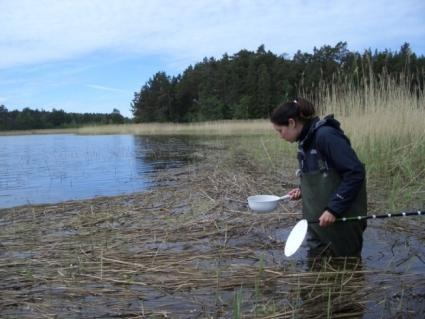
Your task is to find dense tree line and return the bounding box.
[131,42,425,122]
[0,106,129,131]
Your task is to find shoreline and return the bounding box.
[0,120,272,137]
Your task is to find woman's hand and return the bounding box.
[288,188,301,200]
[319,210,336,227]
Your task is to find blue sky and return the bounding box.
[1,0,424,118]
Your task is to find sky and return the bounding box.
[1,0,424,118]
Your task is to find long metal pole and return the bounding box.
[307,210,423,224]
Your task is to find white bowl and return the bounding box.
[247,195,280,213]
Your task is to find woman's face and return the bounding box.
[273,119,303,143]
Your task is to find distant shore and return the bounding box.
[0,119,271,136]
[0,127,79,136]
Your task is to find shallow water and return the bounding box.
[0,134,201,208]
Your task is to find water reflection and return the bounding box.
[0,134,201,209]
[133,135,200,172]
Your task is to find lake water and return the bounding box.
[0,134,200,209]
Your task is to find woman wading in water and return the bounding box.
[271,98,367,257]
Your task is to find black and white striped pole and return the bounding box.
[284,210,424,257]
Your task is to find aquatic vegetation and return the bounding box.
[1,145,423,317]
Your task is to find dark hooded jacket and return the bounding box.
[297,114,366,217]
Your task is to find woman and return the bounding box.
[271,97,367,257]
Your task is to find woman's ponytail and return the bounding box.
[296,97,315,121]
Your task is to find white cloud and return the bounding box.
[86,84,128,93]
[0,0,424,70]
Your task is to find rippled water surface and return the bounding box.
[0,134,200,208]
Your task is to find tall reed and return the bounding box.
[77,119,271,136]
[310,67,425,210]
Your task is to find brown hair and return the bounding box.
[270,97,316,125]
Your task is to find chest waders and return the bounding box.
[300,162,367,257]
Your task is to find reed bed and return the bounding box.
[1,145,424,318]
[76,120,271,136]
[314,70,425,211]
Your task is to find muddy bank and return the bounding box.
[0,148,424,318]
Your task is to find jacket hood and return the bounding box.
[299,114,343,148]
